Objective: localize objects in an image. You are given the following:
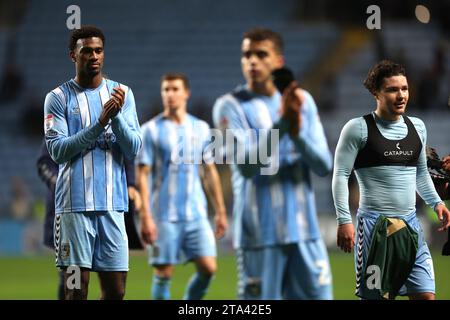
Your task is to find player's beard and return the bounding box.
[82,66,101,78]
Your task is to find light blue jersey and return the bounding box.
[213,86,332,249]
[44,78,142,214]
[332,112,442,225]
[137,113,213,222]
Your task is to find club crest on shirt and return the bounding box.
[71,107,80,115]
[60,243,70,260]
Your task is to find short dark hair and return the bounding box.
[68,25,105,51]
[363,60,406,94]
[161,73,190,90]
[243,27,284,54]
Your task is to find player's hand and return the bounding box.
[214,211,228,239]
[106,87,126,117]
[337,223,355,253]
[98,99,116,126]
[98,87,126,126]
[435,203,450,232]
[140,216,157,245]
[280,81,304,137]
[442,155,450,172]
[110,87,125,109]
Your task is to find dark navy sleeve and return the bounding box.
[124,156,136,187]
[36,140,59,190]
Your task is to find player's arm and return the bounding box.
[201,163,228,239]
[136,164,157,244]
[332,118,364,252]
[284,87,332,177]
[212,96,289,178]
[136,125,157,244]
[109,87,142,159]
[415,122,450,231]
[44,91,107,164]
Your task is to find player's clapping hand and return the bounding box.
[141,216,158,245]
[110,87,125,108]
[214,211,228,239]
[99,87,126,126]
[280,81,304,137]
[435,203,450,232]
[337,223,355,253]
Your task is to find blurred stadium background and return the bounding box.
[0,0,449,299]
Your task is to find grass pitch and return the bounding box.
[0,250,449,300]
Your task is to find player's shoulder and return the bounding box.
[48,80,69,94]
[187,114,210,130]
[299,88,314,102]
[231,85,253,102]
[104,78,132,94]
[406,115,425,128]
[340,116,366,139]
[141,113,164,132]
[298,88,318,113]
[344,116,366,129]
[215,86,250,107]
[406,115,426,135]
[46,80,74,104]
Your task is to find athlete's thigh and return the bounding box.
[55,212,96,269]
[149,220,183,265]
[260,245,289,300]
[237,246,288,300]
[182,218,216,261]
[354,214,377,298]
[237,248,263,300]
[97,271,127,299]
[402,217,435,296]
[93,211,129,272]
[284,239,333,300]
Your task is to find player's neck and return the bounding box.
[164,107,187,124]
[374,108,401,122]
[74,73,103,89]
[249,81,277,96]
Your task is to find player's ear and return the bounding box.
[69,51,76,63]
[276,55,285,69]
[371,88,379,100]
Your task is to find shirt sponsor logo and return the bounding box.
[87,132,116,151]
[383,143,413,157]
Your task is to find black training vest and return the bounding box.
[354,114,422,169]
